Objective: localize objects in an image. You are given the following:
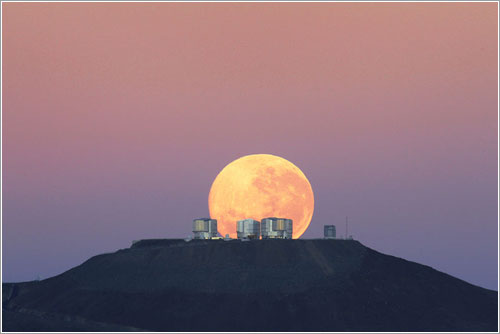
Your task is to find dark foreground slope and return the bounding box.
[2,239,498,332]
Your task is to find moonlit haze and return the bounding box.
[2,3,498,290]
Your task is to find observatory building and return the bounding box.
[236,219,261,239]
[324,225,336,239]
[261,217,293,239]
[192,218,218,239]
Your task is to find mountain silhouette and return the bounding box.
[2,239,497,331]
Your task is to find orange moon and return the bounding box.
[208,154,314,239]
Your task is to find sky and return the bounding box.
[2,2,498,290]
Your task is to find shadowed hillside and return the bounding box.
[2,239,498,332]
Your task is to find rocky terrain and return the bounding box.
[2,239,498,331]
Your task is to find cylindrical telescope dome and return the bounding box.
[193,218,218,239]
[261,217,293,239]
[324,225,336,239]
[236,219,261,239]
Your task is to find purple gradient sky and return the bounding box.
[2,2,498,290]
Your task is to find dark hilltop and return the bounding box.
[2,239,498,332]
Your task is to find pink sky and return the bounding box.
[2,2,498,289]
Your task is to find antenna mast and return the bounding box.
[345,216,348,239]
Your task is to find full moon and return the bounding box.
[208,154,314,239]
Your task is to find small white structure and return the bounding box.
[192,218,218,239]
[236,219,261,239]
